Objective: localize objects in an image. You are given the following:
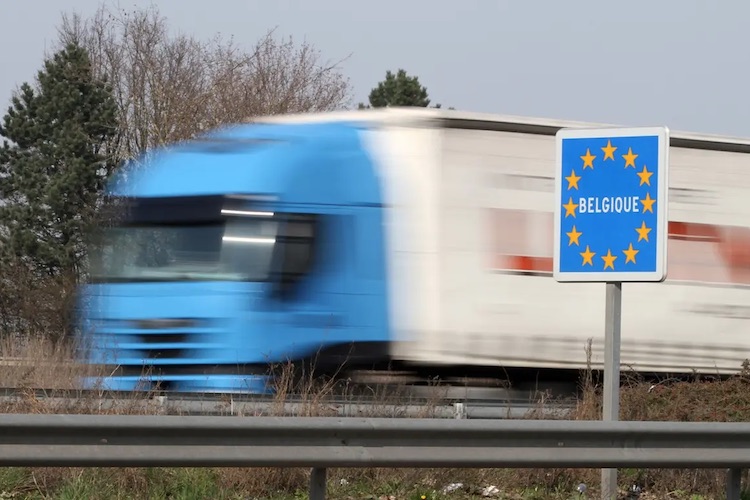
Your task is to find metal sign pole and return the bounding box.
[553,126,669,500]
[602,281,622,498]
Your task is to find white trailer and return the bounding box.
[257,108,750,378]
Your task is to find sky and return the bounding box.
[2,0,749,138]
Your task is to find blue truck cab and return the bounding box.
[77,120,392,393]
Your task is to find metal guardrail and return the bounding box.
[0,357,74,366]
[0,386,578,419]
[0,397,550,419]
[0,414,747,499]
[0,395,573,419]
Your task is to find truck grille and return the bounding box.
[86,317,212,365]
[139,332,190,359]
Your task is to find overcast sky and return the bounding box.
[2,0,749,138]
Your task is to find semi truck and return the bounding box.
[75,107,750,393]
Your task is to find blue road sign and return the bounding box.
[553,127,669,282]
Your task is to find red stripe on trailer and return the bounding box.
[490,209,750,285]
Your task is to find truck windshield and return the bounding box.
[88,216,279,283]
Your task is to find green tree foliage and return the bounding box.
[0,42,118,280]
[365,69,431,108]
[358,68,452,110]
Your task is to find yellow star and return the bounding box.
[580,245,595,266]
[601,140,617,161]
[601,249,617,270]
[565,169,581,190]
[636,165,653,186]
[566,225,582,246]
[640,192,656,213]
[635,221,651,242]
[623,243,639,264]
[622,147,638,168]
[580,148,596,169]
[563,197,577,218]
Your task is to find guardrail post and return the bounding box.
[453,402,467,419]
[726,468,742,500]
[310,467,327,500]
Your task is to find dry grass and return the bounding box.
[0,338,749,499]
[0,335,106,390]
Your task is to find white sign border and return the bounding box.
[553,126,670,283]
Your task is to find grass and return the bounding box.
[0,335,106,391]
[1,337,750,499]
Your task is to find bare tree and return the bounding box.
[57,4,353,160]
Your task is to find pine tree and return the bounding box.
[0,42,118,280]
[358,69,452,110]
[367,69,431,108]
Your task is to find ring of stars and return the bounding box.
[561,139,657,271]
